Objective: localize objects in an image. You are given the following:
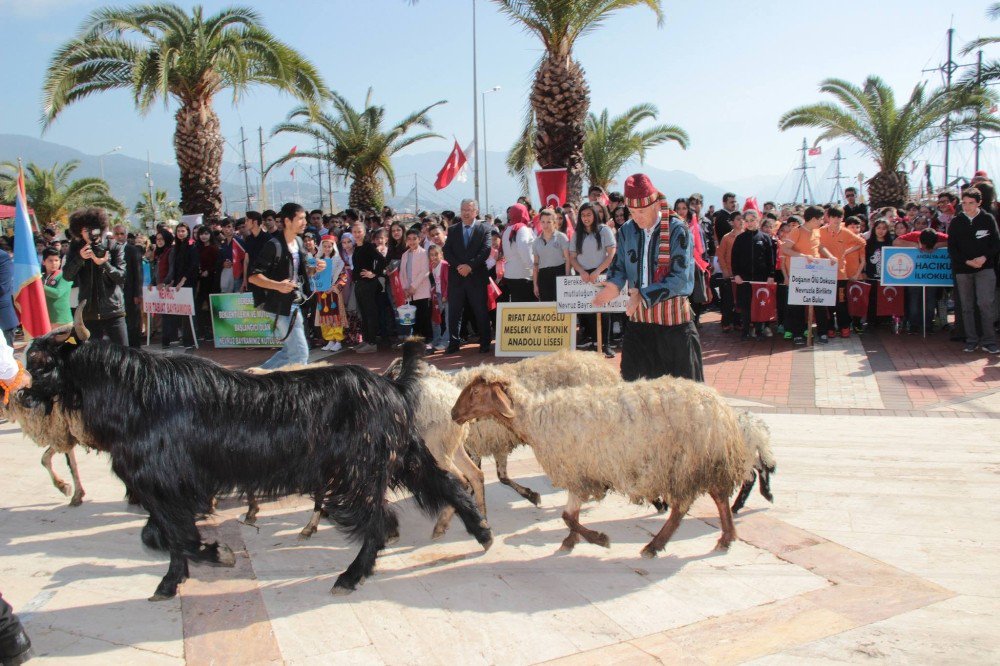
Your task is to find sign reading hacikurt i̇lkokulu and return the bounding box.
[210,293,281,348]
[787,256,837,307]
[495,302,576,357]
[881,247,953,287]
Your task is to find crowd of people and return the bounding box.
[4,169,997,367]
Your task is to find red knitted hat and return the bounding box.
[321,234,337,243]
[623,173,661,208]
[975,169,988,178]
[743,197,760,213]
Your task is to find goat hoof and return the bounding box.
[148,592,176,602]
[527,491,542,506]
[480,536,494,552]
[714,539,733,552]
[640,546,658,559]
[69,494,84,507]
[298,529,316,540]
[243,515,257,526]
[331,575,357,595]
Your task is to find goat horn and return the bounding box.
[73,300,91,342]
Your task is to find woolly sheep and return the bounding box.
[730,411,776,514]
[388,350,620,509]
[451,369,753,557]
[3,373,96,507]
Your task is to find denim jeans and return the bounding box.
[905,286,940,332]
[431,302,449,348]
[955,270,997,345]
[259,306,309,369]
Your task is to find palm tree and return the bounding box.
[583,104,687,191]
[42,4,327,223]
[0,160,124,228]
[496,0,665,205]
[268,89,445,211]
[778,76,999,207]
[134,188,181,225]
[960,3,1000,86]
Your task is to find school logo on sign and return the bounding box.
[885,252,915,280]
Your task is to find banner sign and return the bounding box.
[881,247,953,286]
[142,286,195,315]
[556,275,629,313]
[495,302,576,358]
[209,293,281,348]
[787,256,837,306]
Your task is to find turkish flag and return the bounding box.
[876,285,904,317]
[846,280,871,318]
[435,140,468,190]
[536,168,568,209]
[808,146,822,156]
[750,282,777,323]
[487,277,502,311]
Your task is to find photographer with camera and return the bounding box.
[63,207,128,345]
[249,202,325,369]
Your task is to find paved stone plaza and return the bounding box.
[1,320,998,664]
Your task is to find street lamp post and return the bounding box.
[99,146,122,181]
[481,86,501,216]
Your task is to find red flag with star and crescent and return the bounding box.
[876,285,904,317]
[846,280,871,318]
[435,140,468,190]
[750,282,777,323]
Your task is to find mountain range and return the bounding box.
[1,133,788,218]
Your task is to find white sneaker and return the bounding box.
[328,341,342,352]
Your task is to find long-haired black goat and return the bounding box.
[18,311,493,600]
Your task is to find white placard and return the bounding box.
[556,275,629,313]
[787,256,837,306]
[142,286,196,315]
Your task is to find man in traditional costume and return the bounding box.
[593,173,704,381]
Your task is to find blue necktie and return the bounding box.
[463,224,471,246]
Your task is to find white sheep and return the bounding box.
[3,374,95,507]
[451,369,753,557]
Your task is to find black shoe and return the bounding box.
[603,346,615,358]
[445,344,460,354]
[818,334,829,344]
[985,343,1000,354]
[964,342,979,353]
[478,346,492,354]
[0,625,33,666]
[793,336,806,346]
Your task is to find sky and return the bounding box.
[2,0,999,203]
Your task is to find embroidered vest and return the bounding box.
[630,205,692,327]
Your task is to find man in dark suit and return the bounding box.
[114,225,144,347]
[444,198,492,353]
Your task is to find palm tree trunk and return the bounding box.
[175,99,224,222]
[531,55,590,207]
[349,171,383,211]
[866,170,909,210]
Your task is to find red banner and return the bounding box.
[535,168,568,210]
[876,285,904,317]
[750,282,777,323]
[487,278,502,311]
[846,280,871,318]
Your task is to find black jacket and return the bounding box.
[122,242,144,302]
[249,236,312,315]
[63,238,126,321]
[948,210,1000,274]
[352,241,386,286]
[731,229,776,282]
[443,221,491,285]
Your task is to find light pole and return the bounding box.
[99,146,122,181]
[481,86,501,215]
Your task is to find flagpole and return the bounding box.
[472,0,480,205]
[17,158,40,234]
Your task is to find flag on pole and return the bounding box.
[807,146,822,156]
[876,285,904,317]
[12,165,51,338]
[289,145,297,155]
[846,280,871,318]
[535,168,568,209]
[290,168,296,180]
[435,140,468,190]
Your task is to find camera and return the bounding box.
[89,228,107,258]
[292,288,307,305]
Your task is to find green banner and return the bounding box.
[209,293,281,348]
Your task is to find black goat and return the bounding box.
[19,316,492,600]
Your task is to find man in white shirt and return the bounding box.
[501,203,536,302]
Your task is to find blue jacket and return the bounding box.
[607,215,694,307]
[0,251,19,331]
